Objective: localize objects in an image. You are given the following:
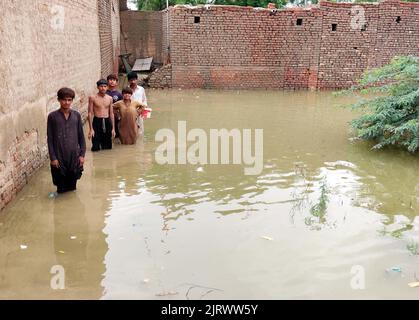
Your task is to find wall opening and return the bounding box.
[331,23,337,31]
[296,18,303,26]
[396,16,401,23]
[194,16,200,23]
[361,23,367,31]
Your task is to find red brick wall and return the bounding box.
[317,2,380,89]
[166,1,418,89]
[373,0,419,68]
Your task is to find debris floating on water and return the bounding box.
[20,245,28,250]
[155,291,178,297]
[408,282,419,288]
[386,266,402,273]
[260,236,274,241]
[70,236,77,240]
[48,192,58,199]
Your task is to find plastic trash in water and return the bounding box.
[48,192,58,199]
[260,236,274,241]
[20,245,28,250]
[386,266,402,273]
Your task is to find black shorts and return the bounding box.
[92,117,112,151]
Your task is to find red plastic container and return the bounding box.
[141,107,152,119]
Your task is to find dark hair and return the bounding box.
[57,87,75,100]
[122,87,133,95]
[107,74,118,81]
[127,72,138,80]
[96,79,108,86]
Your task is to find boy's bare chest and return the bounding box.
[93,96,110,109]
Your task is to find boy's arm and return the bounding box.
[77,113,86,167]
[88,95,94,139]
[77,113,86,158]
[136,102,145,115]
[47,113,59,168]
[142,89,148,106]
[47,114,57,161]
[109,97,115,137]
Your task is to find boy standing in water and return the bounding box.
[47,87,86,193]
[113,87,145,145]
[127,72,148,134]
[106,74,123,103]
[106,74,123,138]
[88,79,115,151]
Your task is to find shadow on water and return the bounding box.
[53,193,88,288]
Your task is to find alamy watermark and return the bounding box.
[155,121,264,175]
[350,5,366,31]
[50,265,65,290]
[350,265,365,290]
[50,5,65,31]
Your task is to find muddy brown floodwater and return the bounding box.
[0,90,418,299]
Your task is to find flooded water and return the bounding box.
[0,90,418,299]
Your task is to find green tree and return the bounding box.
[136,0,288,10]
[342,56,419,153]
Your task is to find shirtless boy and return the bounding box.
[88,79,115,151]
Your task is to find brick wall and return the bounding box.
[120,10,165,65]
[162,10,170,65]
[164,1,418,89]
[98,0,121,77]
[373,0,419,68]
[148,64,172,88]
[0,0,119,210]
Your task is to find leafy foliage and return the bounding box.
[136,0,288,11]
[134,0,419,10]
[342,56,419,153]
[305,178,330,229]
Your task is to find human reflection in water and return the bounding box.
[53,192,88,289]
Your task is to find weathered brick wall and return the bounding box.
[162,10,170,65]
[317,2,380,89]
[111,0,121,74]
[317,0,418,88]
[0,0,119,210]
[373,0,419,68]
[165,1,418,89]
[148,64,172,88]
[169,5,324,89]
[120,10,165,65]
[98,0,121,77]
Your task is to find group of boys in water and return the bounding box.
[47,72,148,194]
